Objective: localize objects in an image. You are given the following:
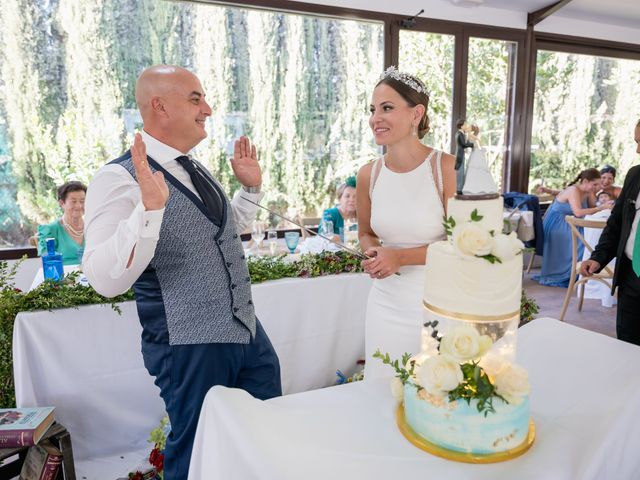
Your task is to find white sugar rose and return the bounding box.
[452,223,494,257]
[494,363,530,405]
[508,231,525,253]
[478,352,506,380]
[439,325,493,363]
[390,377,404,402]
[491,233,517,262]
[416,355,463,397]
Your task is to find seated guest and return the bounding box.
[37,181,86,265]
[322,176,357,236]
[534,168,611,287]
[599,164,622,200]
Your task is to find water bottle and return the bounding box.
[42,238,64,281]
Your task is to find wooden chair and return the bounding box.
[296,216,321,238]
[559,216,613,321]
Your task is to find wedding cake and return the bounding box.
[380,161,533,462]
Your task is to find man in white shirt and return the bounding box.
[582,120,640,345]
[83,65,281,479]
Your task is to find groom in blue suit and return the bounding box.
[83,66,282,479]
[581,120,640,345]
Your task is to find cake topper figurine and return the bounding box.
[461,125,498,195]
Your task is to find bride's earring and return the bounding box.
[411,123,418,137]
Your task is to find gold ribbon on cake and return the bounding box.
[423,300,519,323]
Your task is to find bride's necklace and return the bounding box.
[61,216,84,237]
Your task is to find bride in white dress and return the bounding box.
[356,67,457,380]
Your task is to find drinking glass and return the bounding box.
[344,219,358,247]
[284,231,300,253]
[267,229,278,255]
[251,223,264,251]
[319,219,334,238]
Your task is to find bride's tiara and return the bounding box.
[379,66,429,97]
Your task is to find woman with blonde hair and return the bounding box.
[357,67,456,379]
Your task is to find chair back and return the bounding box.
[564,216,613,276]
[296,216,321,238]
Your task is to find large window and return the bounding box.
[398,30,455,151]
[466,37,518,192]
[530,50,640,192]
[0,0,384,248]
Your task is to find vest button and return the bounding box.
[233,233,238,239]
[241,255,246,260]
[245,276,250,282]
[247,300,253,305]
[218,239,223,245]
[226,262,232,267]
[231,284,236,289]
[233,307,239,313]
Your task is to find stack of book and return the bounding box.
[0,406,61,480]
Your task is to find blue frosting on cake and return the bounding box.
[403,383,530,454]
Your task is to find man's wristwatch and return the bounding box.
[242,184,261,194]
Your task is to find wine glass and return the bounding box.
[284,232,300,253]
[267,229,278,255]
[251,222,264,252]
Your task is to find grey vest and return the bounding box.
[112,153,256,345]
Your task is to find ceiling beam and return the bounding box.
[527,0,574,27]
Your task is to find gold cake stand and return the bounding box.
[396,405,535,464]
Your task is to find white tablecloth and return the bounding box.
[12,273,372,473]
[189,318,640,480]
[580,212,616,307]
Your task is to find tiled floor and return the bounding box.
[523,270,616,338]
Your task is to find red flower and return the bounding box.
[149,446,164,472]
[13,288,22,293]
[129,472,144,480]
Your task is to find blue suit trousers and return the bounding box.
[142,319,282,480]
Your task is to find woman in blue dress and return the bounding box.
[536,168,612,287]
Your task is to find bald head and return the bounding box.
[135,65,193,114]
[134,65,212,153]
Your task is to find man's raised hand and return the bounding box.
[131,133,169,211]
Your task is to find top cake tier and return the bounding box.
[424,195,523,318]
[447,195,504,234]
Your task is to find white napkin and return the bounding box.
[298,236,340,255]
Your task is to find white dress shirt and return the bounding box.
[624,189,640,261]
[83,130,263,297]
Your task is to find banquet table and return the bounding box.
[579,212,616,307]
[188,318,640,480]
[12,273,372,477]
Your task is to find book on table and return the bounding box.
[0,406,55,448]
[19,439,62,480]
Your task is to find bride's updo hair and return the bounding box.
[376,73,430,139]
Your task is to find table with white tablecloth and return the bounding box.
[12,273,372,477]
[189,318,640,480]
[579,211,616,307]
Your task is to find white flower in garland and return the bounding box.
[439,325,493,363]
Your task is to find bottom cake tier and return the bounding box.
[402,383,532,459]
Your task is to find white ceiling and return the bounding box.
[484,0,640,29]
[295,0,640,44]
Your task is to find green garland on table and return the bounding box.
[0,253,364,408]
[0,260,135,408]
